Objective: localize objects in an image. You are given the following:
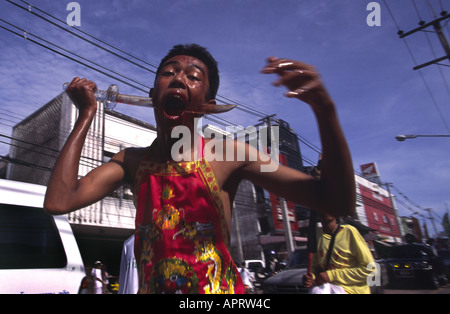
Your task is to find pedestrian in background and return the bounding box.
[303,213,375,294]
[238,262,254,294]
[91,261,107,294]
[119,235,139,294]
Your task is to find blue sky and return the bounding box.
[1,0,449,235]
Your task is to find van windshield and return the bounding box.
[0,204,67,269]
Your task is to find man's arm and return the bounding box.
[44,78,126,215]
[240,58,355,217]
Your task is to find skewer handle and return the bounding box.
[63,83,153,110]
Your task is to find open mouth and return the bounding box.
[164,95,187,118]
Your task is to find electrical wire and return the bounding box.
[411,0,423,20]
[1,0,336,174]
[6,0,272,120]
[414,0,450,99]
[6,0,158,74]
[0,19,151,92]
[426,0,439,19]
[395,198,427,219]
[382,0,450,133]
[0,0,365,233]
[3,0,328,156]
[0,21,149,94]
[17,0,159,70]
[390,184,432,218]
[422,27,450,101]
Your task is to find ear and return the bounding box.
[149,88,154,98]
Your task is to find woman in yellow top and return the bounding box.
[303,213,375,294]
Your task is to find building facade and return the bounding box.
[7,91,406,273]
[7,93,157,273]
[355,174,404,243]
[224,118,309,263]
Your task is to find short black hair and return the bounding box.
[155,43,220,100]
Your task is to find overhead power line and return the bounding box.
[7,0,158,74]
[8,0,326,151]
[0,20,236,129]
[390,183,431,217]
[6,0,271,120]
[2,0,325,169]
[0,18,151,92]
[382,0,450,133]
[0,20,149,93]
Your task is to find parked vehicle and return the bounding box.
[245,259,265,275]
[438,250,450,279]
[244,259,265,290]
[0,179,85,294]
[263,248,309,294]
[382,243,447,289]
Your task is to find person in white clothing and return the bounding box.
[238,262,254,293]
[91,261,106,294]
[118,235,139,294]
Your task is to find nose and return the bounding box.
[169,72,187,89]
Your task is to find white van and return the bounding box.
[0,179,85,294]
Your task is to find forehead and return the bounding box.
[161,55,208,73]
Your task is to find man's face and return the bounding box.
[151,55,211,131]
[319,212,335,226]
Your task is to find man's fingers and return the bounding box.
[68,77,97,92]
[262,57,314,74]
[271,69,317,87]
[285,81,321,98]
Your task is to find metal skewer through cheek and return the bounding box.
[63,83,236,114]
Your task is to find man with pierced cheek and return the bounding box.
[45,43,355,294]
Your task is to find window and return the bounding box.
[0,204,67,269]
[373,212,379,221]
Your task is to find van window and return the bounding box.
[0,204,67,269]
[247,261,264,272]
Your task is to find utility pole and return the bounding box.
[398,12,450,70]
[425,208,439,237]
[280,198,295,256]
[259,114,295,257]
[232,202,244,263]
[384,182,404,243]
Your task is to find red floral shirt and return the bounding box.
[133,139,244,294]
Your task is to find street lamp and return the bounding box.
[395,134,450,141]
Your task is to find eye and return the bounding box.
[160,71,174,77]
[188,75,201,82]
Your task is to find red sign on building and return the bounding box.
[360,162,381,185]
[358,182,401,241]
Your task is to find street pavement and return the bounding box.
[384,284,450,294]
